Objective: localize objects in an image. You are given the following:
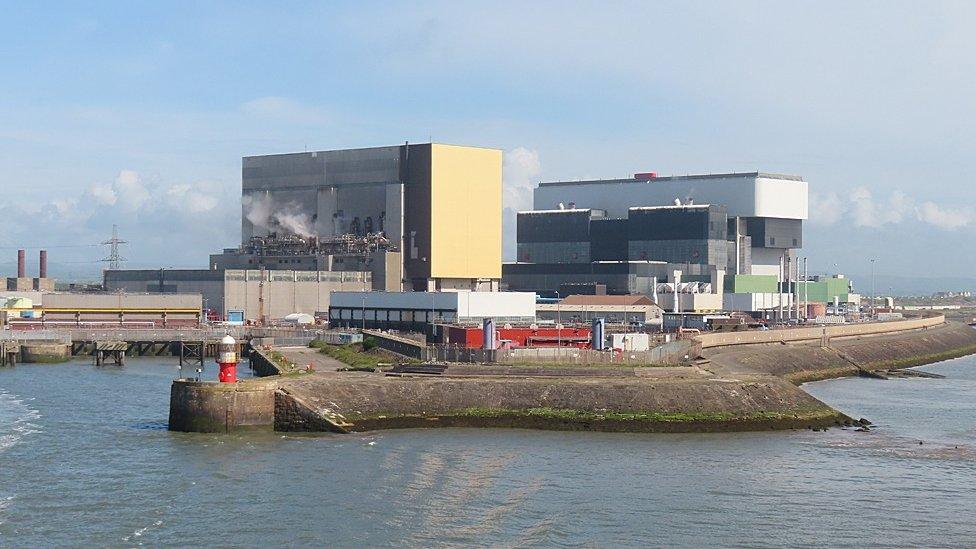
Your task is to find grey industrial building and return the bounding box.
[106,142,503,322]
[503,171,807,299]
[227,142,502,292]
[104,269,370,321]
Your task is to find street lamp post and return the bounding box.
[870,258,876,319]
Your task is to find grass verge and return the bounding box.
[318,343,388,371]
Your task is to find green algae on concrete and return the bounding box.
[20,343,70,364]
[344,405,847,433]
[447,407,839,423]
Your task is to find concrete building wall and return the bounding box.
[104,269,226,316]
[241,143,502,291]
[223,270,370,319]
[330,291,535,322]
[750,247,789,278]
[536,304,662,324]
[723,292,795,312]
[241,147,403,243]
[105,269,368,320]
[429,144,503,281]
[457,291,536,320]
[655,293,724,313]
[43,293,201,309]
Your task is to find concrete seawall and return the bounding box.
[168,378,278,432]
[697,314,945,348]
[704,321,976,385]
[20,343,70,363]
[248,348,287,376]
[169,319,976,434]
[278,375,846,433]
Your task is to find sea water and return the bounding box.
[1,356,975,547]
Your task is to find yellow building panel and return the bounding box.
[429,144,502,279]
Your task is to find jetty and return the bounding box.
[0,326,311,365]
[168,315,976,434]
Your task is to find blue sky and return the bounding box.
[2,2,975,285]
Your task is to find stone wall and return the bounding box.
[274,389,349,433]
[249,348,286,377]
[168,378,277,432]
[362,330,426,359]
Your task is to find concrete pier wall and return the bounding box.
[168,378,277,432]
[697,315,945,348]
[277,376,846,433]
[168,319,976,435]
[704,321,976,385]
[249,348,286,377]
[20,343,70,363]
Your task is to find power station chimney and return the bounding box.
[17,249,25,278]
[39,250,48,278]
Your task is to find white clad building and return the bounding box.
[328,291,536,330]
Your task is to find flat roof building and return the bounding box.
[240,143,503,291]
[534,172,806,278]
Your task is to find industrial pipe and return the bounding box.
[17,249,25,278]
[39,250,47,278]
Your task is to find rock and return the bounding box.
[858,418,872,426]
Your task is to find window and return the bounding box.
[769,237,776,246]
[793,238,798,246]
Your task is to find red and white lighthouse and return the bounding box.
[217,334,238,383]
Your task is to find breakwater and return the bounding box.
[705,320,976,384]
[276,374,844,433]
[169,317,976,434]
[168,378,278,432]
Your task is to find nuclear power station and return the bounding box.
[210,142,502,292]
[103,143,505,320]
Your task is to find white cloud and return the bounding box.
[809,191,843,226]
[165,183,220,213]
[811,187,974,230]
[848,187,910,228]
[501,147,542,261]
[503,147,541,212]
[89,182,117,205]
[113,170,151,212]
[916,201,975,229]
